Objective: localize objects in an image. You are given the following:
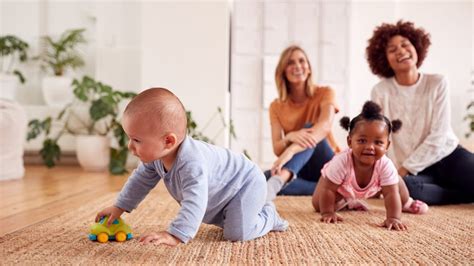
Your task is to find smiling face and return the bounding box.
[385,35,418,74]
[347,120,390,166]
[284,49,311,87]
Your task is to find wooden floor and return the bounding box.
[0,165,128,237]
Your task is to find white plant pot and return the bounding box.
[0,74,19,101]
[76,135,110,172]
[42,76,73,108]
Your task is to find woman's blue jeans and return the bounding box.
[264,137,334,196]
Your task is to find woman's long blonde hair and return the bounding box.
[274,45,315,101]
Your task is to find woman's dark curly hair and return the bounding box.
[366,20,431,78]
[340,101,402,136]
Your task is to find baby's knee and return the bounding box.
[223,227,252,242]
[223,231,245,242]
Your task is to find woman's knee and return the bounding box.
[403,176,420,192]
[403,175,434,202]
[315,139,334,159]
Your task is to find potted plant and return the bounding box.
[0,35,29,100]
[37,28,86,107]
[186,107,251,159]
[186,107,236,144]
[27,75,136,174]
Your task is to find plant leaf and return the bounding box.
[40,138,61,167]
[90,98,114,121]
[109,147,128,175]
[12,70,26,83]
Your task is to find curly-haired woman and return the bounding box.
[367,20,474,205]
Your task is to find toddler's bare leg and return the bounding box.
[312,180,343,212]
[398,176,410,205]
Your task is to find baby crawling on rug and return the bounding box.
[311,101,428,230]
[95,87,288,246]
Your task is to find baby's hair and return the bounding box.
[340,101,402,135]
[124,87,187,141]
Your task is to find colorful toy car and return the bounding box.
[89,216,133,243]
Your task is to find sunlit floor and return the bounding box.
[0,165,128,237]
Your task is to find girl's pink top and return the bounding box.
[321,149,399,199]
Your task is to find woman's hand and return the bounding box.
[271,149,295,176]
[320,212,343,223]
[382,218,407,231]
[285,128,317,148]
[398,167,409,178]
[139,231,182,246]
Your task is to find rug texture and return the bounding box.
[1,183,473,265]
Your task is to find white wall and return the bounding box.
[94,2,141,96]
[141,1,230,147]
[347,1,396,116]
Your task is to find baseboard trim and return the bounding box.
[24,150,79,166]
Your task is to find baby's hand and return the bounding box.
[95,205,125,226]
[139,231,181,246]
[382,218,407,231]
[320,212,343,224]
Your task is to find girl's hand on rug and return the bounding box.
[382,218,407,231]
[139,231,181,246]
[320,213,343,223]
[95,206,125,226]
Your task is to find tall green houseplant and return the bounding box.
[39,28,86,76]
[27,76,136,174]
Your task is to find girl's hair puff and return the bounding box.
[340,101,402,135]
